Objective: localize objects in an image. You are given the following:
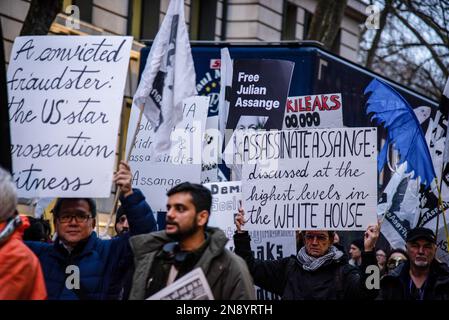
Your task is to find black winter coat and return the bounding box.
[234,231,377,300]
[378,260,449,300]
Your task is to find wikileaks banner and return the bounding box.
[241,127,378,231]
[283,93,343,130]
[7,36,132,197]
[226,59,294,131]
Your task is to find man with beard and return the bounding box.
[128,182,255,300]
[378,227,449,300]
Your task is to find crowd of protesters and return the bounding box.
[1,163,449,300]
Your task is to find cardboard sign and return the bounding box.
[127,96,209,212]
[241,127,378,231]
[204,181,241,238]
[7,36,132,197]
[283,93,343,129]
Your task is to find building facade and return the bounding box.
[1,0,367,233]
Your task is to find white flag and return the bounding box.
[132,0,197,154]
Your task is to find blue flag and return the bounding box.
[364,79,436,188]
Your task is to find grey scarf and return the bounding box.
[296,245,344,271]
[0,215,22,245]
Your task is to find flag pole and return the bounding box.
[435,177,449,252]
[101,107,144,237]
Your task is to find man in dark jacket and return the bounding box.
[26,161,157,300]
[234,208,379,300]
[129,182,255,300]
[378,227,449,300]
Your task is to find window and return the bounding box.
[331,29,341,54]
[303,9,312,39]
[282,2,297,40]
[128,0,161,40]
[190,0,217,40]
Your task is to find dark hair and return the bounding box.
[301,230,335,241]
[52,198,97,218]
[387,248,408,261]
[167,182,212,214]
[23,217,51,242]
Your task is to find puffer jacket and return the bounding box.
[0,216,47,300]
[378,260,449,300]
[129,227,256,300]
[234,231,377,300]
[26,189,156,300]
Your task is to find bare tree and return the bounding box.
[361,0,449,100]
[306,0,348,50]
[20,0,62,36]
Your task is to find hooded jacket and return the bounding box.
[129,227,255,300]
[234,231,377,300]
[0,216,47,300]
[378,260,449,300]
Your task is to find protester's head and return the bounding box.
[23,217,51,242]
[302,230,335,258]
[386,248,408,272]
[115,206,129,235]
[0,167,18,222]
[52,198,96,247]
[165,182,212,241]
[406,227,437,270]
[376,249,387,267]
[349,239,364,261]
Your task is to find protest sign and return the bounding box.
[204,181,241,238]
[127,96,209,212]
[147,267,214,300]
[241,127,378,231]
[226,59,294,132]
[283,93,343,129]
[7,36,132,197]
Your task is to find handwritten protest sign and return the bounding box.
[283,93,343,129]
[204,181,241,238]
[127,96,209,211]
[241,127,378,231]
[7,36,132,197]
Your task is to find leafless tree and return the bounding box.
[360,0,449,100]
[21,0,63,36]
[306,0,348,50]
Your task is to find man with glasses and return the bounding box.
[26,161,157,300]
[234,208,380,299]
[378,227,449,300]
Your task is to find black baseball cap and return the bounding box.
[406,227,436,244]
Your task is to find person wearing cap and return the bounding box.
[378,227,449,300]
[0,167,47,300]
[26,161,157,300]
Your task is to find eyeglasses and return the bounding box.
[58,213,92,224]
[304,234,329,242]
[376,253,386,257]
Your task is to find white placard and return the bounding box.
[127,96,209,212]
[147,267,214,300]
[7,36,132,197]
[242,127,378,231]
[283,94,343,130]
[204,181,241,239]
